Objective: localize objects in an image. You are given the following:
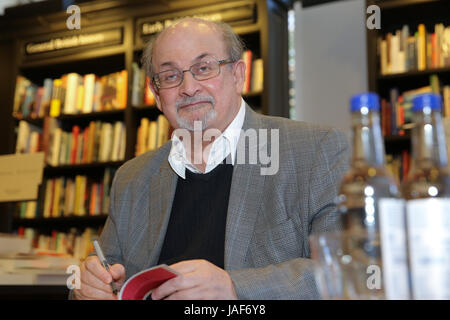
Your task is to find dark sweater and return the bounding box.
[157,163,234,269]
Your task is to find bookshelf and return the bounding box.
[0,0,290,259]
[366,0,450,182]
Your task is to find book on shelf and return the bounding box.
[14,227,100,261]
[380,74,448,136]
[144,76,156,106]
[250,58,263,94]
[131,62,155,107]
[42,119,126,166]
[135,115,170,156]
[385,150,411,185]
[101,168,112,214]
[15,120,42,154]
[444,85,450,117]
[12,76,30,117]
[16,117,126,165]
[100,70,128,111]
[16,201,39,219]
[443,117,450,170]
[378,23,450,75]
[37,168,116,219]
[64,73,82,114]
[242,49,253,94]
[241,50,264,95]
[12,70,128,119]
[50,78,65,117]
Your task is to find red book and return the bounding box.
[71,125,80,164]
[89,183,97,216]
[81,126,89,163]
[119,265,179,300]
[17,226,25,236]
[397,97,405,136]
[144,77,155,106]
[243,50,253,94]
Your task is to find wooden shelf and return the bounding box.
[13,109,126,128]
[243,91,263,97]
[12,115,44,126]
[132,105,162,119]
[12,214,108,230]
[44,161,124,175]
[57,109,125,122]
[377,0,440,10]
[378,66,450,81]
[20,47,127,71]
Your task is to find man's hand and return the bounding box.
[74,255,126,300]
[151,259,237,300]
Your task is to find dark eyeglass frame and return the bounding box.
[152,58,235,90]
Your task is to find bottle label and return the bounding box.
[379,198,410,300]
[406,198,450,300]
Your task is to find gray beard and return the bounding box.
[175,95,217,131]
[176,107,217,131]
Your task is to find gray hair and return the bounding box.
[141,18,245,83]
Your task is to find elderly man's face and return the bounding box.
[151,21,244,132]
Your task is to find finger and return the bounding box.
[152,272,197,300]
[81,264,113,292]
[109,264,126,281]
[84,256,113,284]
[169,260,202,274]
[76,282,117,300]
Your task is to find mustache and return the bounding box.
[175,95,215,111]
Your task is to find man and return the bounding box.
[73,18,349,300]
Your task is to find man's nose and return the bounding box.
[179,71,201,96]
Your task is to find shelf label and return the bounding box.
[24,28,123,55]
[138,3,255,37]
[0,152,44,202]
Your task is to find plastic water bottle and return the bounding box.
[338,92,409,299]
[401,93,450,300]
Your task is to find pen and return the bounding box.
[92,239,118,295]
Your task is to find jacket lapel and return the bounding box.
[225,105,266,269]
[146,158,178,267]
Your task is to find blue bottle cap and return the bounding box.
[412,93,442,112]
[350,92,380,112]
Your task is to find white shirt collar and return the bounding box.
[168,98,246,179]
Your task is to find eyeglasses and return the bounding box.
[153,58,234,90]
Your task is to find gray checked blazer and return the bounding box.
[98,104,349,299]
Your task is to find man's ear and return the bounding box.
[232,60,246,95]
[148,80,162,111]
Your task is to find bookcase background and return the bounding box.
[0,0,290,242]
[366,0,450,181]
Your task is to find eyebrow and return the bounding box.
[158,53,214,69]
